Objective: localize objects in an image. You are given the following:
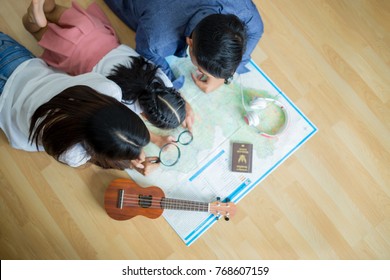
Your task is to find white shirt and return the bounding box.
[0,58,122,167]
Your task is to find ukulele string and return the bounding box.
[121,193,205,204]
[121,197,206,208]
[121,200,208,211]
[119,193,209,210]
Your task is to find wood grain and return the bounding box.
[0,0,389,259]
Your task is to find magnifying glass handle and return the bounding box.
[149,158,161,164]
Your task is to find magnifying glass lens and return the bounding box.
[178,131,193,145]
[159,143,180,166]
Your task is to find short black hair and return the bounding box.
[192,14,247,80]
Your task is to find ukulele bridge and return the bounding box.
[117,189,124,209]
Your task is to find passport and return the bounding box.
[231,142,253,173]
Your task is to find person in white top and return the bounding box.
[0,32,158,174]
[23,0,195,148]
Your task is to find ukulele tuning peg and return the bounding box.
[224,213,230,221]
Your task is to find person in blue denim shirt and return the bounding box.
[104,0,264,93]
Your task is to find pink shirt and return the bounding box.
[39,2,120,75]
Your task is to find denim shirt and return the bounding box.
[104,0,264,81]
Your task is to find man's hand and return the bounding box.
[191,71,224,93]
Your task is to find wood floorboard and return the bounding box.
[0,0,389,259]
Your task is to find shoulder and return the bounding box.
[72,73,123,101]
[58,143,90,167]
[223,0,262,21]
[93,44,140,76]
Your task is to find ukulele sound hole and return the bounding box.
[138,195,152,208]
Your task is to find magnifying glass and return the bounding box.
[151,130,193,167]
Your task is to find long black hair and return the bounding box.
[29,85,150,170]
[107,56,186,129]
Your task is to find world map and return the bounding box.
[127,56,317,245]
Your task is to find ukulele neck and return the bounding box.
[161,198,209,212]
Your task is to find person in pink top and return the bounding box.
[23,0,194,148]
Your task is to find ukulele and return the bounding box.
[104,178,236,221]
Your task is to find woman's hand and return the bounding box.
[182,101,195,132]
[150,133,175,148]
[133,156,160,176]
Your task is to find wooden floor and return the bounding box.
[0,0,389,260]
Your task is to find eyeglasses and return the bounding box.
[154,130,193,166]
